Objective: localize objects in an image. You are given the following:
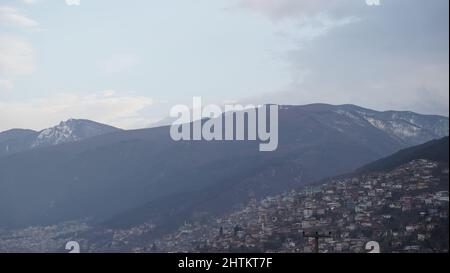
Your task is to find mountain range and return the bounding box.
[0,104,448,233]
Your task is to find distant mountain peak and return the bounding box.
[32,119,120,148]
[0,119,120,157]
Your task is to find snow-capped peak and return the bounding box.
[31,119,120,148]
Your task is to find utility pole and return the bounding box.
[302,231,332,253]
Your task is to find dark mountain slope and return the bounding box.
[0,129,38,156]
[357,136,449,174]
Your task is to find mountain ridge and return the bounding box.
[0,119,121,158]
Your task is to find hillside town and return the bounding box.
[139,159,449,253]
[0,159,448,253]
[0,221,90,253]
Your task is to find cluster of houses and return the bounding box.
[144,159,448,253]
[0,221,89,253]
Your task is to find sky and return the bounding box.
[0,0,448,131]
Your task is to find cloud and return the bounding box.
[0,6,39,28]
[236,0,362,21]
[235,0,364,57]
[0,35,36,91]
[65,0,80,6]
[0,92,154,131]
[21,0,41,4]
[0,79,14,91]
[365,0,381,6]
[0,35,35,76]
[239,0,449,116]
[0,7,38,90]
[99,54,140,74]
[282,15,359,49]
[20,0,80,6]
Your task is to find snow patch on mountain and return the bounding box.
[334,109,368,127]
[365,117,386,130]
[33,120,80,147]
[388,121,421,138]
[364,116,422,139]
[31,119,120,148]
[334,106,448,145]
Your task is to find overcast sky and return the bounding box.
[0,0,448,131]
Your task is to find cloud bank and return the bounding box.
[0,6,38,28]
[0,92,154,131]
[239,0,449,116]
[0,35,36,91]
